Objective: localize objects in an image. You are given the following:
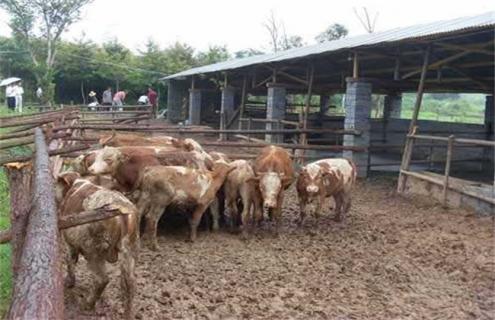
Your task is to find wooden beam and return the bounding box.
[352,52,359,78]
[239,75,248,120]
[435,42,494,56]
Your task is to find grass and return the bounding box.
[0,168,11,316]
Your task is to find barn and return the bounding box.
[163,11,494,213]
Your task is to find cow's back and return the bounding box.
[316,158,356,193]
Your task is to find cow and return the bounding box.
[209,151,230,163]
[134,162,235,249]
[87,146,211,191]
[99,131,179,147]
[251,146,295,233]
[69,151,98,175]
[224,160,261,238]
[56,172,138,319]
[296,158,356,224]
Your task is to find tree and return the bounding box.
[353,7,379,34]
[315,23,349,43]
[234,48,264,59]
[0,0,94,104]
[196,45,230,66]
[263,10,305,52]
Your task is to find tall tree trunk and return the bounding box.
[80,81,86,105]
[116,79,120,92]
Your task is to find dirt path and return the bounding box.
[64,177,494,320]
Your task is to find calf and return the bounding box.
[56,172,138,319]
[296,158,356,223]
[252,146,295,233]
[135,162,234,249]
[224,160,261,238]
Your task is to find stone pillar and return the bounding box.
[266,86,286,143]
[166,80,187,123]
[383,93,402,119]
[343,79,372,178]
[188,89,202,125]
[220,86,235,140]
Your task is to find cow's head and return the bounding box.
[300,163,324,196]
[70,151,96,175]
[88,146,122,175]
[55,171,81,203]
[250,172,291,209]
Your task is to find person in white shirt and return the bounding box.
[6,84,16,110]
[14,82,24,112]
[137,94,149,105]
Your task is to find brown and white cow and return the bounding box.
[135,162,235,249]
[87,146,211,191]
[224,160,261,238]
[209,151,230,164]
[296,158,356,224]
[251,146,295,233]
[99,132,179,147]
[56,172,138,319]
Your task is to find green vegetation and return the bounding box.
[0,168,11,316]
[401,93,485,124]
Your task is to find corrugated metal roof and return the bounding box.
[163,11,495,80]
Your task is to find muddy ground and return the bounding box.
[64,175,494,320]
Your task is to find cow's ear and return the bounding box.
[58,172,80,188]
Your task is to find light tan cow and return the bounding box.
[224,160,261,238]
[135,162,235,249]
[296,158,356,223]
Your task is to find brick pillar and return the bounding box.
[266,86,286,143]
[343,79,371,178]
[188,89,202,125]
[384,93,402,119]
[166,80,187,123]
[220,86,235,140]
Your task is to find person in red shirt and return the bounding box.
[147,87,158,117]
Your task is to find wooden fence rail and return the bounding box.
[7,128,64,319]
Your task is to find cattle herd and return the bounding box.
[56,132,357,319]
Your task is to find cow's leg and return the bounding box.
[274,193,285,235]
[189,204,208,242]
[209,197,220,232]
[298,196,308,226]
[343,193,352,214]
[333,193,344,222]
[226,197,238,232]
[144,204,166,251]
[64,244,78,288]
[239,187,252,239]
[134,193,150,238]
[120,236,136,320]
[314,194,325,221]
[84,257,109,311]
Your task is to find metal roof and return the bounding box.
[163,11,495,80]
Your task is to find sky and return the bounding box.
[0,0,493,53]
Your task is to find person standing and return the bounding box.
[5,84,16,110]
[147,86,158,117]
[137,93,149,105]
[102,87,112,105]
[112,89,126,111]
[36,86,43,111]
[14,81,24,112]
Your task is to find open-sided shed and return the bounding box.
[162,11,494,207]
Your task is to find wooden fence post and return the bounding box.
[5,163,32,280]
[442,135,455,207]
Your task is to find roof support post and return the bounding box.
[398,45,431,193]
[352,52,359,78]
[265,85,286,143]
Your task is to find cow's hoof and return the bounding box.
[148,242,159,251]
